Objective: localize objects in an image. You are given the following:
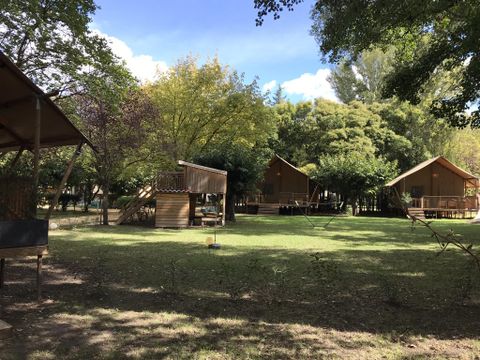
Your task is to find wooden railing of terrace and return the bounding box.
[154,172,185,191]
[411,196,478,211]
[246,192,309,206]
[279,192,309,205]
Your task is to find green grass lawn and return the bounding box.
[1,215,480,359]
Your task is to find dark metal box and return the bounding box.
[0,220,48,249]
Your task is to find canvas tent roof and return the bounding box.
[269,154,309,178]
[0,51,94,153]
[386,156,479,188]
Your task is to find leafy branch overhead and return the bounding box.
[410,216,480,271]
[254,0,480,127]
[0,0,118,95]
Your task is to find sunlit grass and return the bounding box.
[2,215,480,359]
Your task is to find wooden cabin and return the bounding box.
[246,155,317,215]
[116,161,227,227]
[155,161,227,227]
[386,156,479,218]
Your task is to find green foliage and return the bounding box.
[308,0,480,127]
[0,0,117,93]
[271,84,287,105]
[329,48,395,104]
[255,0,480,127]
[272,99,411,167]
[312,153,398,213]
[146,56,276,163]
[444,128,480,176]
[194,142,272,221]
[368,101,454,171]
[400,192,412,208]
[114,195,135,209]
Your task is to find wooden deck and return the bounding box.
[246,192,311,207]
[411,195,478,210]
[410,195,479,218]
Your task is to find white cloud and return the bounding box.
[262,80,277,93]
[281,68,338,102]
[92,30,168,83]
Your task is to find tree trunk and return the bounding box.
[102,183,109,225]
[225,193,236,222]
[352,197,358,216]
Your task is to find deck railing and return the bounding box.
[411,195,478,210]
[154,172,185,191]
[279,192,309,205]
[245,192,309,205]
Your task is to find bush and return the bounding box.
[114,195,135,209]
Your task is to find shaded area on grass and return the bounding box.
[1,216,480,359]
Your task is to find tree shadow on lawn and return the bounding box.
[224,215,476,242]
[0,214,480,358]
[1,227,480,358]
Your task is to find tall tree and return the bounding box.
[272,99,411,166]
[312,153,398,215]
[0,0,116,94]
[329,48,394,104]
[272,84,287,105]
[444,128,480,176]
[195,143,271,222]
[146,56,276,163]
[254,0,480,127]
[64,63,155,224]
[368,101,454,171]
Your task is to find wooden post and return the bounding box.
[33,97,41,216]
[45,142,84,220]
[36,255,42,301]
[7,146,24,172]
[0,258,4,289]
[222,193,226,226]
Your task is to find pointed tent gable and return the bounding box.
[386,156,479,188]
[269,154,309,179]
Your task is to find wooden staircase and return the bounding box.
[257,203,280,215]
[407,208,426,220]
[115,185,158,225]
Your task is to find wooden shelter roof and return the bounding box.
[0,51,94,153]
[386,156,479,188]
[178,160,227,176]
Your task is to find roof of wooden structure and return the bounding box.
[0,51,94,153]
[386,156,479,188]
[269,154,309,179]
[178,160,227,176]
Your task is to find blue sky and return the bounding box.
[92,0,337,102]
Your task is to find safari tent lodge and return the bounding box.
[386,156,479,218]
[245,155,320,215]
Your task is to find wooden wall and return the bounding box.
[155,193,190,228]
[0,176,35,220]
[262,158,309,203]
[184,167,227,194]
[395,163,466,197]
